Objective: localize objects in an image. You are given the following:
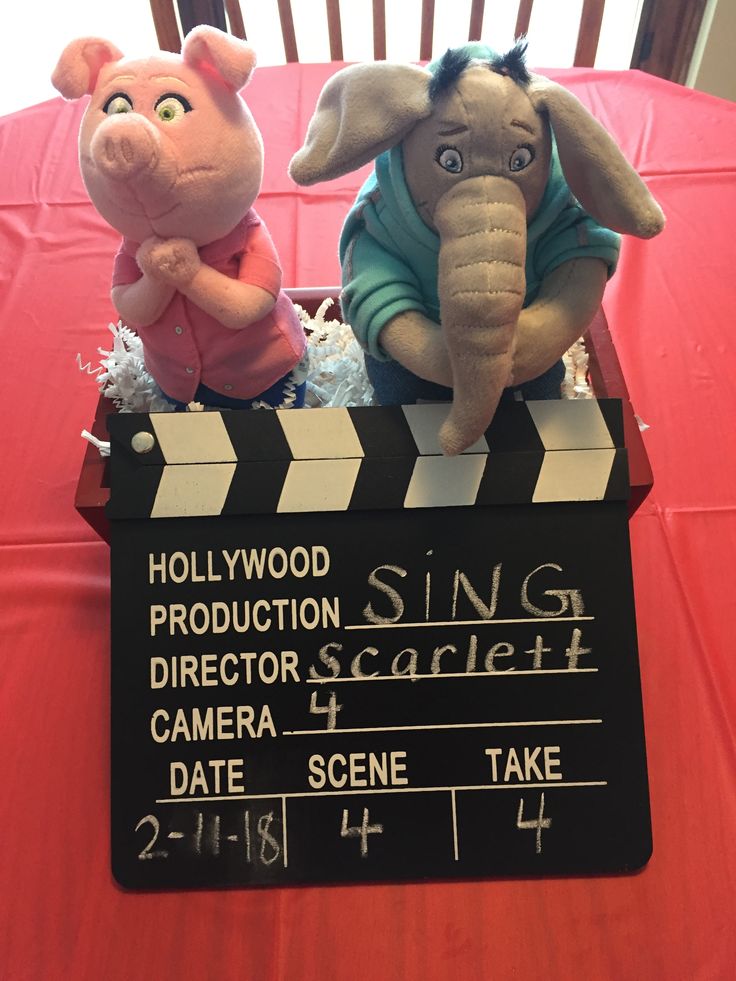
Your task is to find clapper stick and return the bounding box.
[107,400,629,519]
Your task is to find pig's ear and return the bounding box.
[182,26,257,90]
[52,38,123,100]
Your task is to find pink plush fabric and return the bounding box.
[112,211,306,402]
[51,26,304,404]
[52,28,263,246]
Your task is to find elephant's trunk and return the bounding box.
[434,176,527,455]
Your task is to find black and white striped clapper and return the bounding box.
[106,399,629,519]
[107,399,651,891]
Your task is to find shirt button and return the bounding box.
[185,367,195,374]
[224,384,233,391]
[174,325,183,335]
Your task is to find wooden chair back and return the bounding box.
[151,0,606,67]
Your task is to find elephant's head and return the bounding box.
[290,44,664,455]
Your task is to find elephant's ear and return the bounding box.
[289,63,433,185]
[528,76,664,238]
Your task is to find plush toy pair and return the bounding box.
[54,30,663,453]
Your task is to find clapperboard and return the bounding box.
[107,399,650,889]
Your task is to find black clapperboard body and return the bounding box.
[107,400,651,889]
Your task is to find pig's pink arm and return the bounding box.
[111,244,176,327]
[181,221,281,330]
[111,277,176,327]
[180,268,276,330]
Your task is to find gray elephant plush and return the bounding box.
[290,42,664,455]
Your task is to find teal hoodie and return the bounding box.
[339,48,621,362]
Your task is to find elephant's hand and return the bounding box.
[380,311,453,388]
[510,258,607,386]
[137,237,201,289]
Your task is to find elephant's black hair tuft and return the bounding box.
[429,48,473,101]
[489,39,531,86]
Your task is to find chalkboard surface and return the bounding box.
[108,401,650,889]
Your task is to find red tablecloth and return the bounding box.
[1,62,735,980]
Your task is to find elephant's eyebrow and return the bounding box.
[510,118,535,135]
[437,123,469,136]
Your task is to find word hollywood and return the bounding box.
[148,546,331,583]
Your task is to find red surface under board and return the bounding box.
[1,61,735,980]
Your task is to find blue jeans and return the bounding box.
[365,355,565,405]
[162,369,306,412]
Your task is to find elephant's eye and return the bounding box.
[103,92,133,115]
[509,145,534,172]
[435,145,463,174]
[155,93,193,123]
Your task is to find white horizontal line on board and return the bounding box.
[156,780,608,805]
[281,718,603,736]
[345,616,595,630]
[307,668,598,683]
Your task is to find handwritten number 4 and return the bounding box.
[517,793,551,854]
[309,690,342,730]
[341,808,383,857]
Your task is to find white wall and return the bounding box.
[687,0,736,102]
[0,0,642,118]
[4,0,732,117]
[0,0,159,117]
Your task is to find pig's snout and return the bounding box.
[90,116,159,182]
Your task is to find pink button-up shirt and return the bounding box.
[112,211,306,403]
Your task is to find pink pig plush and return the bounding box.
[52,26,307,409]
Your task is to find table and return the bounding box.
[1,61,735,981]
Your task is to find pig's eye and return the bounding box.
[155,93,192,123]
[103,92,133,115]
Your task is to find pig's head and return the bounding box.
[52,27,262,245]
